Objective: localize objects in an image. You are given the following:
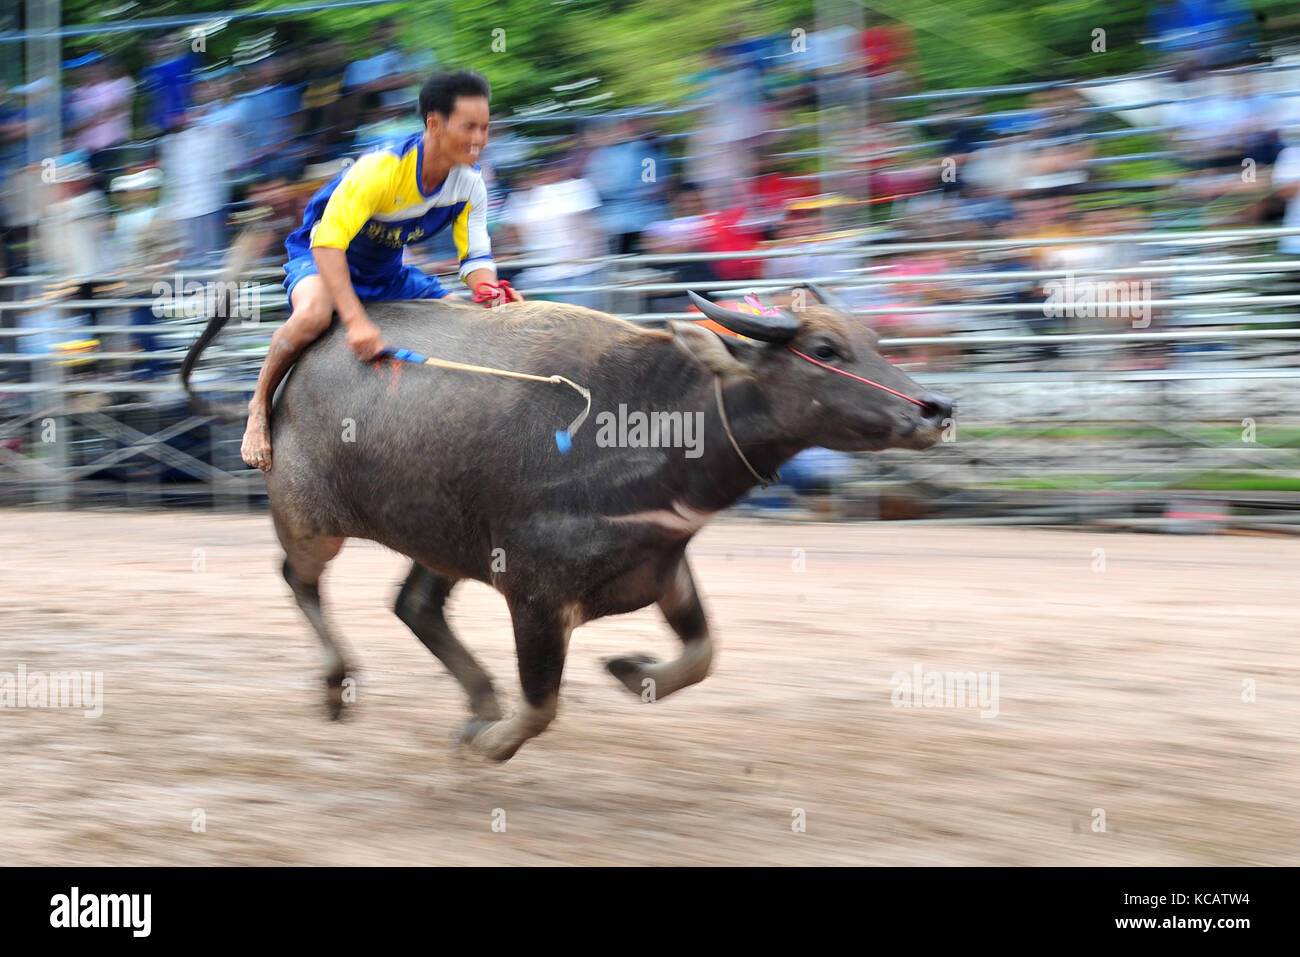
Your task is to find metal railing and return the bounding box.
[3,224,1298,525]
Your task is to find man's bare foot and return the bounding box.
[241,408,272,472]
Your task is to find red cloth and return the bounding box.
[861,25,914,76]
[753,172,814,214]
[703,207,763,281]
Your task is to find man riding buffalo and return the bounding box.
[240,69,523,472]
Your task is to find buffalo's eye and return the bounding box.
[812,343,839,361]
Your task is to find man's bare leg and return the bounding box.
[241,275,334,472]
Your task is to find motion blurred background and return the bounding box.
[3,0,1299,528]
[2,1,1299,871]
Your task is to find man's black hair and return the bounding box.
[417,70,491,124]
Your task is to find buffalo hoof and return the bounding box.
[456,717,493,746]
[604,654,659,698]
[455,718,522,763]
[324,672,355,721]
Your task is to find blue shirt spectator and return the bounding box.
[582,120,670,248]
[1148,0,1256,65]
[142,49,198,133]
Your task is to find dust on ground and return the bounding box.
[1,510,1295,865]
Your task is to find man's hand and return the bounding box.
[345,314,388,360]
[473,279,524,307]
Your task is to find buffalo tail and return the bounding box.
[179,222,274,422]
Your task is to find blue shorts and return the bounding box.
[283,255,449,311]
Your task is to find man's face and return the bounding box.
[429,95,490,166]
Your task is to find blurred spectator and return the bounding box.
[502,156,608,310]
[141,33,198,135]
[873,217,964,365]
[66,56,135,191]
[108,167,180,378]
[351,98,421,153]
[299,41,351,162]
[643,181,718,312]
[644,181,711,252]
[109,167,179,272]
[0,87,39,275]
[1016,193,1080,273]
[1020,89,1095,192]
[0,85,25,171]
[201,71,253,186]
[807,24,868,110]
[1147,0,1257,70]
[861,14,915,97]
[159,81,239,267]
[21,155,107,355]
[241,56,304,172]
[703,202,764,282]
[1166,66,1272,171]
[762,198,862,287]
[1271,134,1300,262]
[582,116,670,255]
[687,47,765,208]
[37,154,107,279]
[1162,68,1285,218]
[342,18,436,117]
[961,121,1035,197]
[749,150,816,237]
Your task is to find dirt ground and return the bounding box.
[1,510,1296,865]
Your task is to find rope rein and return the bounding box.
[384,325,930,485]
[786,347,930,407]
[713,377,780,489]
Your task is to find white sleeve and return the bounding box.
[569,178,601,213]
[456,174,494,279]
[1274,147,1300,187]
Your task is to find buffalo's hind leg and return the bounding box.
[274,516,351,718]
[459,599,577,762]
[395,563,502,721]
[606,556,714,702]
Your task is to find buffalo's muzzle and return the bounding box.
[918,391,954,424]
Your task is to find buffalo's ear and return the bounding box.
[669,320,763,379]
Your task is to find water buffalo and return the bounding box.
[184,285,952,761]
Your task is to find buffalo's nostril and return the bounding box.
[919,392,954,421]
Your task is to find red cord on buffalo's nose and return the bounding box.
[787,347,929,407]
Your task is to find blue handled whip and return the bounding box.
[384,347,592,454]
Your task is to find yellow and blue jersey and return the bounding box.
[285,132,493,286]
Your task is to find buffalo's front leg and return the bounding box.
[606,557,714,702]
[459,599,576,762]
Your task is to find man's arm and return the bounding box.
[310,153,393,358]
[453,177,523,305]
[313,245,387,358]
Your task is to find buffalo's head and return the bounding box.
[672,285,953,453]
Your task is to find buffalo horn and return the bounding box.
[686,291,799,343]
[801,282,849,310]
